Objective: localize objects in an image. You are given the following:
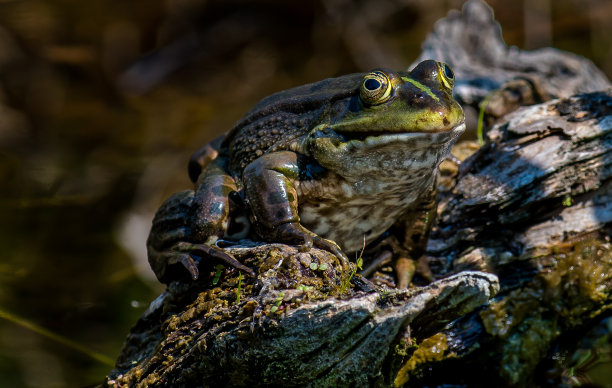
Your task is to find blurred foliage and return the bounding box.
[0,0,610,386]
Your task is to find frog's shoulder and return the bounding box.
[223,73,363,172]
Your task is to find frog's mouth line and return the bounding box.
[337,122,466,146]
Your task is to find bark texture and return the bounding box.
[419,89,612,386]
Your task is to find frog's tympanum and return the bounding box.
[147,60,465,287]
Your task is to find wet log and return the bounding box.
[107,246,498,386]
[417,89,612,386]
[105,1,612,386]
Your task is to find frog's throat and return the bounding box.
[308,121,465,154]
[307,122,465,180]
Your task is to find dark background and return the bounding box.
[0,0,611,386]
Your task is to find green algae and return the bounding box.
[479,234,612,384]
[107,244,359,386]
[393,332,454,387]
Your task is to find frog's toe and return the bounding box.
[275,223,313,249]
[203,244,256,277]
[171,253,199,280]
[276,222,349,265]
[395,257,416,289]
[311,236,349,266]
[148,248,201,283]
[173,242,255,277]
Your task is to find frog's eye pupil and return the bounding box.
[443,64,454,79]
[365,78,381,91]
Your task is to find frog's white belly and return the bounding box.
[298,172,434,253]
[295,125,464,253]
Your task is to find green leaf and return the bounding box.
[562,195,573,207]
[212,264,224,285]
[236,272,242,304]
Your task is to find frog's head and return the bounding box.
[306,60,465,180]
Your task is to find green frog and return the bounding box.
[147,60,465,287]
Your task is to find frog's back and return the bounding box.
[223,73,362,172]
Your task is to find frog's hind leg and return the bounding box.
[147,157,254,283]
[147,190,200,282]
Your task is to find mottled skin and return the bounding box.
[148,60,465,286]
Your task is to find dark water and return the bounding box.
[0,0,610,386]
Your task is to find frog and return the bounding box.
[147,59,465,287]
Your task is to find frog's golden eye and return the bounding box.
[438,62,455,89]
[360,71,392,105]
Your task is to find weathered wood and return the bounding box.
[417,0,610,98]
[105,1,612,386]
[415,0,610,124]
[107,246,498,387]
[417,89,612,386]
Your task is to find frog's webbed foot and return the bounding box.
[357,248,415,288]
[276,222,350,266]
[446,154,462,166]
[158,242,255,282]
[360,247,434,289]
[395,257,416,289]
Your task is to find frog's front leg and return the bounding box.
[243,151,348,263]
